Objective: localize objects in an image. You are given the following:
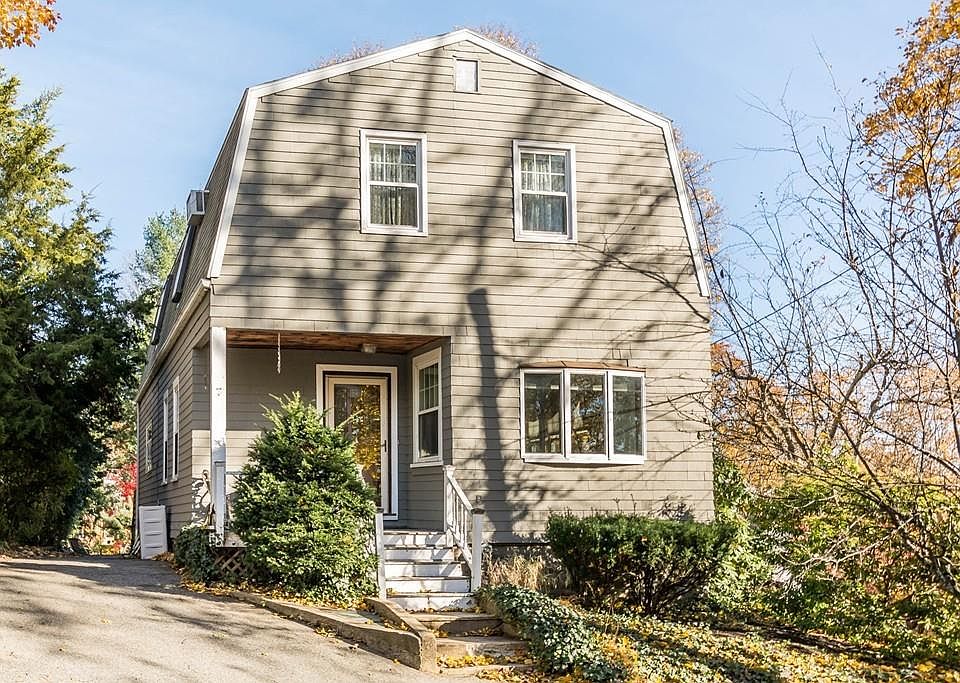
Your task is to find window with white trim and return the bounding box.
[360,129,428,235]
[139,403,152,473]
[412,348,442,463]
[454,58,479,92]
[161,389,169,484]
[513,141,576,242]
[171,376,180,480]
[521,368,645,463]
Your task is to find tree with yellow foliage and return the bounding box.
[0,0,58,49]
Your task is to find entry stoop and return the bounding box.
[382,530,476,611]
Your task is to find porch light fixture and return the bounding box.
[361,343,377,354]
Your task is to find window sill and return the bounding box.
[410,459,443,469]
[514,232,576,244]
[522,454,646,465]
[361,224,428,237]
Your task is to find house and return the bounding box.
[136,29,712,607]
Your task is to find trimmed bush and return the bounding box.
[230,393,377,604]
[546,513,736,614]
[173,525,219,583]
[481,584,632,683]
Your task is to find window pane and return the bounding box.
[524,373,562,454]
[418,409,439,459]
[400,144,417,165]
[455,59,478,92]
[613,375,643,455]
[570,373,605,455]
[418,362,439,410]
[371,185,417,226]
[522,194,566,233]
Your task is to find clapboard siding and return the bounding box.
[223,346,447,528]
[137,293,210,542]
[164,37,713,542]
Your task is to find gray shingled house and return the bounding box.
[136,29,712,609]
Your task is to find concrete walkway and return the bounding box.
[0,555,447,682]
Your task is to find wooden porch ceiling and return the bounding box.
[226,329,442,353]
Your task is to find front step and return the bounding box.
[437,635,527,659]
[416,611,503,636]
[383,546,456,562]
[383,531,447,547]
[389,592,476,612]
[386,576,471,594]
[382,529,473,612]
[384,560,465,578]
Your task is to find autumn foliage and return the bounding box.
[0,0,58,49]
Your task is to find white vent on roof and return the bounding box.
[186,189,207,226]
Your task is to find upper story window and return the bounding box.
[454,58,479,92]
[360,129,428,236]
[513,141,577,243]
[520,366,645,464]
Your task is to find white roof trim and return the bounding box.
[205,29,709,297]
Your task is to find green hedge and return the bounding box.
[230,394,377,604]
[481,584,632,683]
[546,513,737,614]
[173,525,219,583]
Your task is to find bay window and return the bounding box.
[521,367,645,463]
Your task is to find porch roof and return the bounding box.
[226,329,442,354]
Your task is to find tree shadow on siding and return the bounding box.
[226,38,710,539]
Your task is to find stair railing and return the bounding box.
[374,508,386,599]
[443,465,484,591]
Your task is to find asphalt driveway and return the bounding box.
[0,555,445,682]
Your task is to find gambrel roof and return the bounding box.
[205,28,709,296]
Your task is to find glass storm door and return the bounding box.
[324,376,391,514]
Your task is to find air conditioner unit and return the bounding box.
[186,189,207,226]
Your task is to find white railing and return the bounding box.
[373,509,386,599]
[443,465,484,590]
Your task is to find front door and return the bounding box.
[323,375,393,516]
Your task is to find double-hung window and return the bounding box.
[521,367,645,463]
[412,348,442,464]
[162,389,169,484]
[513,141,576,242]
[360,129,428,235]
[171,376,180,480]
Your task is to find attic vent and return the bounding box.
[186,189,207,226]
[454,58,478,93]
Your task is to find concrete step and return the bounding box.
[386,576,471,594]
[383,546,456,562]
[440,663,535,678]
[389,592,476,612]
[416,611,503,636]
[383,560,466,578]
[383,531,447,547]
[436,635,527,659]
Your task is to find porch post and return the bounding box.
[210,326,227,539]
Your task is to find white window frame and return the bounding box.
[453,57,480,93]
[161,388,169,484]
[411,347,443,467]
[139,402,152,473]
[170,376,180,481]
[512,140,577,243]
[359,129,429,236]
[520,367,645,464]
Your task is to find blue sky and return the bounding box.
[4,1,926,274]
